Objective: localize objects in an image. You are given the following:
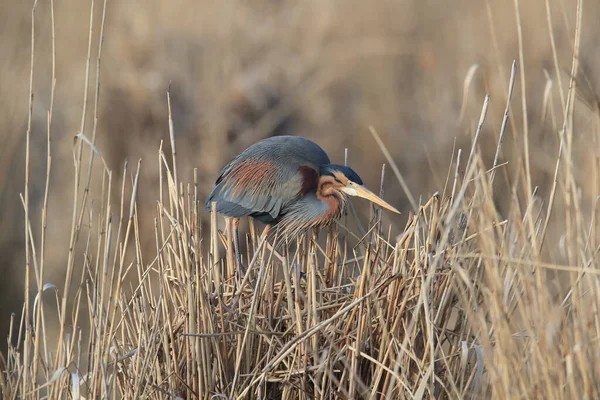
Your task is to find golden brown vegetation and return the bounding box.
[1,0,600,398]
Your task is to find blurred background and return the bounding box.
[0,0,599,341]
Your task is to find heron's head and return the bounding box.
[320,165,400,214]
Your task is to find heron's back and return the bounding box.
[206,136,330,221]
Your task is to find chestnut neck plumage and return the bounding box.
[314,175,346,224]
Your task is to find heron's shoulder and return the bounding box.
[215,136,329,188]
[247,136,330,166]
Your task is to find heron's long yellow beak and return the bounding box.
[342,184,400,214]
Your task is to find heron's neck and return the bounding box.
[315,176,346,221]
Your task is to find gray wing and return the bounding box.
[205,136,330,220]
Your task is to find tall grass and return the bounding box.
[2,0,600,399]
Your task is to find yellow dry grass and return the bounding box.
[1,0,600,399]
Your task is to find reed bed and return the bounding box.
[2,113,599,398]
[2,0,600,399]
